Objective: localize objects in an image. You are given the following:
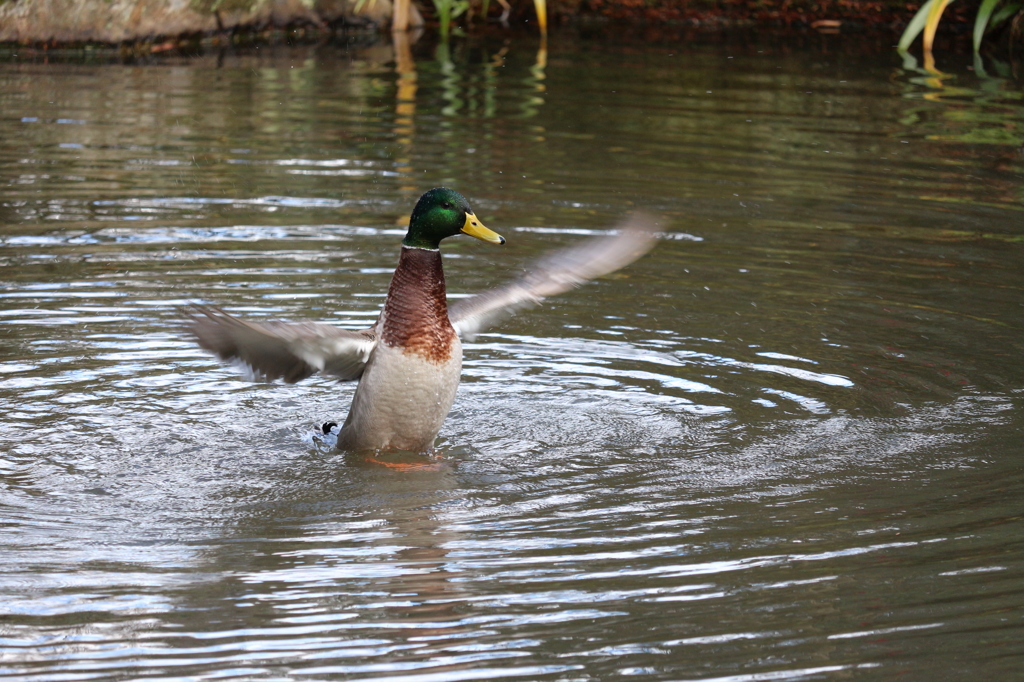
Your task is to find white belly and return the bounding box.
[337,339,462,452]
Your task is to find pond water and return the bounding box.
[1,27,1023,681]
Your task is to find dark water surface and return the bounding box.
[2,30,1023,681]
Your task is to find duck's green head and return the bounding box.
[402,188,505,250]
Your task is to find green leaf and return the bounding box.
[899,0,937,51]
[990,3,1022,27]
[974,0,1003,51]
[923,0,955,52]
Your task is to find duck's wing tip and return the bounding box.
[182,304,377,383]
[449,212,662,339]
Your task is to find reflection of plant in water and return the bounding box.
[414,40,544,122]
[898,51,1024,151]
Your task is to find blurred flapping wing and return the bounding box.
[184,306,377,383]
[449,213,659,339]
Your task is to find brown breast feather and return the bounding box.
[380,247,457,363]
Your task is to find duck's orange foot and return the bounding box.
[362,453,444,471]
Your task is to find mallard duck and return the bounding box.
[186,188,656,453]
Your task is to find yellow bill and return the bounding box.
[462,213,505,245]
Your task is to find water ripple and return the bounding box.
[2,34,1023,682]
